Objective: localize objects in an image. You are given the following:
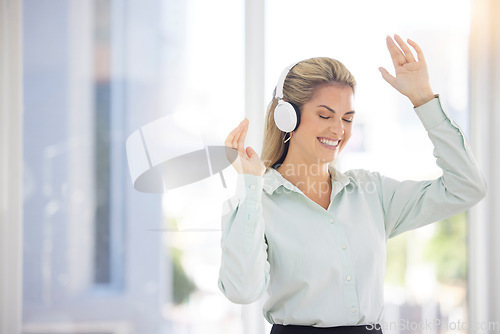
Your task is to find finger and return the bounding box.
[246,146,259,159]
[386,35,406,68]
[407,38,426,64]
[225,128,241,164]
[394,34,415,62]
[225,121,244,149]
[225,125,240,148]
[237,118,249,155]
[378,67,396,87]
[233,119,248,154]
[224,127,236,147]
[232,128,241,152]
[224,132,234,148]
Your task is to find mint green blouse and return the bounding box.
[218,96,487,327]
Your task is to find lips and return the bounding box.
[317,137,341,150]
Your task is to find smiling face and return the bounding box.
[291,84,355,164]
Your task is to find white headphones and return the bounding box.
[274,62,301,133]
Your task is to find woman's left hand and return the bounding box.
[379,34,435,108]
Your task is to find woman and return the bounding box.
[218,35,487,333]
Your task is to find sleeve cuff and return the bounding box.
[414,94,448,130]
[235,173,264,202]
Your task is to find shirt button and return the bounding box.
[341,244,347,250]
[250,184,256,190]
[351,307,357,313]
[329,218,334,223]
[346,275,352,281]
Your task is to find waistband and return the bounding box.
[270,324,383,334]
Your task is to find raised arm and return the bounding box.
[375,35,487,238]
[376,96,487,239]
[218,119,269,304]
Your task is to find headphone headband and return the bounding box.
[273,61,301,133]
[275,61,299,100]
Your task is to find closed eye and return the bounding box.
[320,115,354,122]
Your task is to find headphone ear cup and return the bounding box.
[289,102,301,130]
[274,100,298,133]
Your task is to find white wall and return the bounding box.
[0,0,23,333]
[468,0,500,331]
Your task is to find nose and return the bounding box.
[329,116,344,136]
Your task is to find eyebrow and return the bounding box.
[317,105,356,115]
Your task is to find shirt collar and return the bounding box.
[262,164,358,195]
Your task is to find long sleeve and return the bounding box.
[218,173,270,304]
[378,96,487,239]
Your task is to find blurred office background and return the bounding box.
[1,0,499,333]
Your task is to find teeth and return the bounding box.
[319,138,339,146]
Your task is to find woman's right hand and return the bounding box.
[225,118,266,176]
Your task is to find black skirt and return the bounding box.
[270,324,383,334]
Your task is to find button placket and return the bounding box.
[328,219,360,322]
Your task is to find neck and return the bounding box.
[275,156,333,195]
[276,160,331,179]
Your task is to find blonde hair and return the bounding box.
[261,57,357,172]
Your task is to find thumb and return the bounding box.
[246,146,259,159]
[378,67,396,87]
